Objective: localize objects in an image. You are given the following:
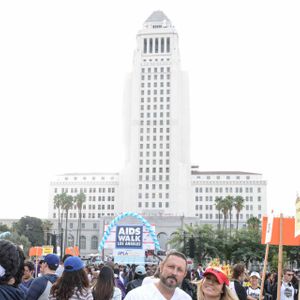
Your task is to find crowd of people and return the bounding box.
[0,239,299,300]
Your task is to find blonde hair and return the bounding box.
[195,279,238,300]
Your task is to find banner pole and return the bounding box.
[276,213,283,300]
[259,243,270,300]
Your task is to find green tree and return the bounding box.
[42,219,53,245]
[13,216,44,246]
[53,193,63,234]
[74,192,86,251]
[247,216,261,232]
[168,224,219,264]
[61,195,74,253]
[0,223,10,233]
[224,196,234,236]
[234,196,245,231]
[215,197,223,231]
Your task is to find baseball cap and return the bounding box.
[135,265,146,275]
[44,254,60,269]
[64,256,84,272]
[250,271,261,279]
[203,267,230,286]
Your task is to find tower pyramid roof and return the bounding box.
[145,10,170,23]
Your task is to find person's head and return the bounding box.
[134,265,146,279]
[232,263,246,281]
[50,256,89,299]
[0,240,24,286]
[283,269,294,283]
[23,261,35,280]
[40,254,59,274]
[249,271,260,287]
[62,254,72,264]
[158,250,188,291]
[93,265,115,300]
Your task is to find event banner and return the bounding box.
[295,197,300,237]
[115,225,143,249]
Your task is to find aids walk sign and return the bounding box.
[116,225,143,249]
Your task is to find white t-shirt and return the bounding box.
[246,286,260,299]
[281,282,294,300]
[124,282,192,300]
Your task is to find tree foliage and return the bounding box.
[13,216,44,246]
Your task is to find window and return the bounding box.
[143,38,147,53]
[80,236,86,250]
[91,236,98,250]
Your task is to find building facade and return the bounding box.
[119,11,191,217]
[46,11,267,257]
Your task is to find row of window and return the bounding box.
[139,159,170,166]
[143,37,171,54]
[139,167,170,173]
[139,151,170,157]
[138,183,169,190]
[141,89,171,96]
[141,74,171,80]
[140,112,170,118]
[195,196,262,202]
[140,127,170,134]
[139,143,170,150]
[139,174,170,181]
[138,193,169,199]
[88,196,115,202]
[140,120,171,126]
[195,187,262,193]
[141,67,171,73]
[195,204,262,211]
[195,213,262,220]
[53,209,115,220]
[55,187,115,194]
[141,96,170,103]
[140,136,170,142]
[138,201,169,208]
[141,82,171,88]
[140,104,170,110]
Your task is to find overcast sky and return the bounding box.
[0,1,299,220]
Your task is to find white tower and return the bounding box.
[119,11,191,217]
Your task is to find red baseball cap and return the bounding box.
[203,267,230,286]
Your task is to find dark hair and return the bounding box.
[93,266,115,300]
[50,268,90,299]
[62,254,72,263]
[283,268,293,275]
[163,250,187,269]
[24,261,35,272]
[0,240,21,284]
[13,245,25,287]
[232,263,245,279]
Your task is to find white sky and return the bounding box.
[0,1,299,220]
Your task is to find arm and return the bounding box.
[26,277,46,300]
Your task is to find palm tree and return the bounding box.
[247,216,261,232]
[42,219,53,245]
[234,196,245,231]
[74,192,86,251]
[214,197,223,230]
[224,196,234,236]
[53,194,62,237]
[61,194,74,254]
[220,198,229,231]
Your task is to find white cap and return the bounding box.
[250,271,261,279]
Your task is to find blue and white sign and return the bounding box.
[116,225,143,249]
